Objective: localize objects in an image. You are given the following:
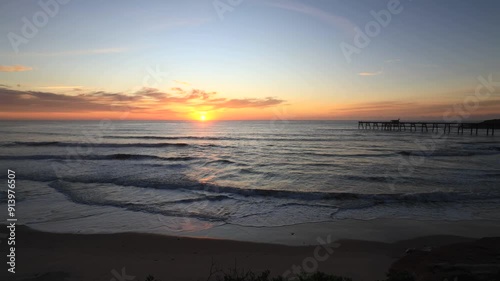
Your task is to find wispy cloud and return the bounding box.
[0,65,33,72]
[358,71,383,76]
[174,80,191,86]
[358,59,401,77]
[414,63,439,69]
[36,86,84,90]
[202,97,284,109]
[334,99,500,119]
[262,0,357,36]
[385,59,401,64]
[149,18,210,31]
[3,48,128,57]
[336,101,417,112]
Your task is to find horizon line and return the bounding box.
[0,118,496,122]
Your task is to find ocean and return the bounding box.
[0,120,499,234]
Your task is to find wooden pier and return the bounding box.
[358,120,498,136]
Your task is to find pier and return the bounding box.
[358,120,498,136]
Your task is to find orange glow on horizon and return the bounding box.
[2,97,500,121]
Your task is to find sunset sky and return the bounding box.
[0,0,499,120]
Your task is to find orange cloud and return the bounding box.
[174,80,191,86]
[333,99,500,120]
[13,48,127,57]
[358,71,383,76]
[0,86,286,120]
[0,65,33,72]
[202,97,284,109]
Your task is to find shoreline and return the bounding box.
[14,218,500,246]
[188,218,500,245]
[2,219,500,281]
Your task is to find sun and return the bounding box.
[194,111,210,122]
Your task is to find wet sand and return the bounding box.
[3,219,500,281]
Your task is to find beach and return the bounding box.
[1,121,500,280]
[2,219,500,281]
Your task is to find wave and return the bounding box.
[43,179,500,225]
[39,175,500,203]
[344,175,389,183]
[171,194,233,204]
[104,135,345,142]
[0,154,197,161]
[0,130,68,136]
[2,141,190,148]
[48,181,231,221]
[481,146,500,151]
[305,152,395,158]
[397,150,499,157]
[263,151,395,159]
[33,172,500,225]
[106,135,224,140]
[205,159,237,165]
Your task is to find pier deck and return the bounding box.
[358,121,496,136]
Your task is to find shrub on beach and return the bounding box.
[212,269,353,281]
[144,270,353,281]
[378,271,415,281]
[292,272,353,281]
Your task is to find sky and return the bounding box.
[0,0,499,120]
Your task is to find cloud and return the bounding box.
[149,18,210,31]
[358,71,383,76]
[0,87,286,115]
[0,88,137,112]
[3,48,127,57]
[0,65,33,72]
[385,59,401,64]
[36,86,84,90]
[336,101,417,113]
[262,0,356,36]
[202,97,285,109]
[358,59,401,77]
[188,89,216,100]
[414,63,439,69]
[174,80,191,86]
[0,88,140,112]
[334,99,500,119]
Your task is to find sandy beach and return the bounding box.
[2,219,500,281]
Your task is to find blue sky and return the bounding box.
[1,0,499,120]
